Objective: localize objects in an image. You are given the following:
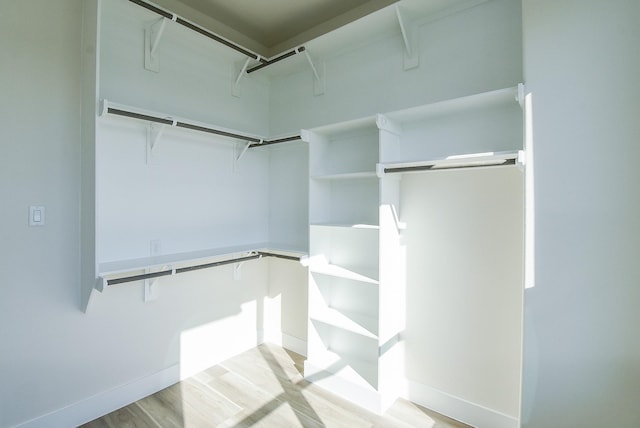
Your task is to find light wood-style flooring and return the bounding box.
[81,343,470,428]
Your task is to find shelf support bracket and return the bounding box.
[517,83,525,109]
[145,15,176,72]
[146,120,176,164]
[395,6,419,70]
[233,141,254,172]
[233,262,243,280]
[232,57,254,97]
[303,49,325,96]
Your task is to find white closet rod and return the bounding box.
[381,150,524,174]
[101,100,300,148]
[106,251,300,286]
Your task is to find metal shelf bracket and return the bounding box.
[147,120,177,164]
[396,6,419,70]
[303,49,325,95]
[232,57,254,97]
[145,15,176,72]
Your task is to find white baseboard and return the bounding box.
[303,360,387,414]
[16,364,182,428]
[16,335,516,428]
[262,330,307,356]
[17,331,292,428]
[281,333,307,356]
[403,380,519,428]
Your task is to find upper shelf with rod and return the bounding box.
[377,150,525,176]
[100,99,301,150]
[128,0,310,75]
[98,243,306,291]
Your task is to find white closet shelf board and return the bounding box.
[308,261,379,284]
[311,171,378,180]
[310,223,380,229]
[305,348,379,389]
[99,243,306,279]
[303,115,378,138]
[310,307,378,339]
[384,85,522,124]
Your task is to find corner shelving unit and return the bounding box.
[302,84,524,414]
[303,114,405,413]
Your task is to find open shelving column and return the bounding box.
[303,115,404,414]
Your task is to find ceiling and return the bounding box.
[153,0,400,57]
[150,0,480,66]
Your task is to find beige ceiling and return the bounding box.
[155,0,399,57]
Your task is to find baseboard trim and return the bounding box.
[262,330,307,356]
[281,333,307,356]
[16,336,516,428]
[15,332,304,428]
[16,364,182,428]
[303,360,387,414]
[403,380,519,428]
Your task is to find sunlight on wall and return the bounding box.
[179,300,260,379]
[262,293,283,344]
[524,91,535,289]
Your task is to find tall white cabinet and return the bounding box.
[303,115,405,413]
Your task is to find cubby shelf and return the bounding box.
[384,85,522,124]
[310,307,378,339]
[308,262,379,284]
[310,171,377,180]
[305,347,379,389]
[310,222,379,229]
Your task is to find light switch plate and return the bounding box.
[29,206,45,226]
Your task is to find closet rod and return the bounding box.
[384,158,517,174]
[104,104,301,147]
[105,251,302,286]
[257,251,302,261]
[106,107,176,126]
[246,47,306,74]
[176,121,262,143]
[127,0,263,62]
[249,136,301,148]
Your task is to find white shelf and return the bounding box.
[310,223,379,229]
[384,85,521,124]
[310,307,378,339]
[308,261,379,284]
[305,344,379,389]
[99,242,307,279]
[311,171,377,180]
[304,115,378,137]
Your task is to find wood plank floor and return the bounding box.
[81,344,471,428]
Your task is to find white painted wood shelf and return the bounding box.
[98,243,307,291]
[310,307,379,339]
[308,262,379,284]
[310,171,377,180]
